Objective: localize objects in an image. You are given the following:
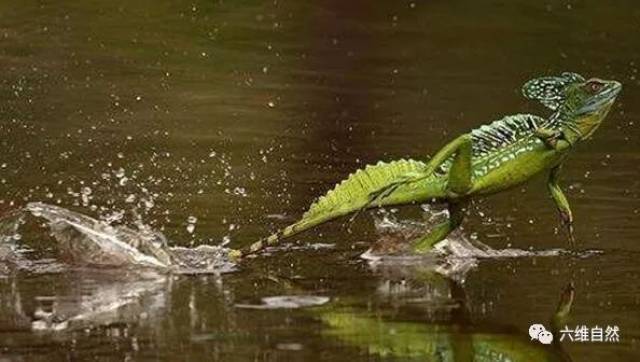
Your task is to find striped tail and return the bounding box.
[239,158,438,257]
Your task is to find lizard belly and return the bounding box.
[470,146,565,195]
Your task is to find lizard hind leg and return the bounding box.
[411,200,467,253]
[446,134,473,196]
[411,135,474,253]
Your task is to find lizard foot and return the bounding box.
[559,212,576,250]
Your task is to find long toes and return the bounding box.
[566,225,576,249]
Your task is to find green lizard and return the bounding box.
[237,72,621,258]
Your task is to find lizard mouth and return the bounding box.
[576,81,622,115]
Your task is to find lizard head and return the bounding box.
[523,72,622,140]
[562,76,622,140]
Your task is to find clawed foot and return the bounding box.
[559,211,576,250]
[566,224,576,249]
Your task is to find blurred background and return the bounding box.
[0,0,638,361]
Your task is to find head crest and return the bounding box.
[522,72,585,110]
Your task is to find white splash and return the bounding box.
[365,207,588,280]
[0,202,237,274]
[235,295,330,309]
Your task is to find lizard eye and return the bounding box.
[587,81,603,92]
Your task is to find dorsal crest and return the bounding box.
[470,113,548,158]
[522,72,585,111]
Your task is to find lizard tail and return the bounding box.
[238,221,308,258]
[236,159,440,259]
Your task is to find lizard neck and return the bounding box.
[555,101,614,145]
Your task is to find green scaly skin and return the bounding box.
[232,73,621,260]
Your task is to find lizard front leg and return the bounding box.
[547,165,575,248]
[535,128,573,151]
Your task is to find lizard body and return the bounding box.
[236,72,621,257]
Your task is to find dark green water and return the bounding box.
[1,0,639,360]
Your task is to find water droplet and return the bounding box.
[186,216,197,234]
[186,224,195,234]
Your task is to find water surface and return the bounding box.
[1,0,639,360]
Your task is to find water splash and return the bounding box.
[169,245,237,274]
[0,209,27,273]
[27,202,172,269]
[235,295,330,309]
[0,202,237,274]
[366,208,594,280]
[31,272,169,332]
[370,207,569,258]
